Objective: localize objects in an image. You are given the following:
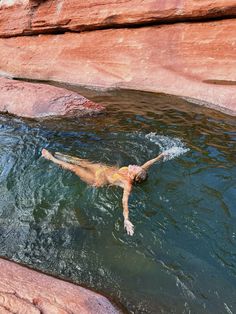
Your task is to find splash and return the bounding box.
[145,133,189,161]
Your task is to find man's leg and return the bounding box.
[42,149,95,185]
[54,151,110,173]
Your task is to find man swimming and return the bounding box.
[42,148,167,236]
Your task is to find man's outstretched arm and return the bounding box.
[141,152,166,171]
[122,183,134,236]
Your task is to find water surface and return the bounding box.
[0,90,235,313]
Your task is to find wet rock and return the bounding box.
[0,258,122,313]
[0,0,236,37]
[0,20,235,115]
[0,78,104,118]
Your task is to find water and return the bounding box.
[0,90,235,313]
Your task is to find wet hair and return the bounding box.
[134,168,148,183]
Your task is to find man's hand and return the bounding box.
[124,219,134,236]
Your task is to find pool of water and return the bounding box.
[0,90,236,313]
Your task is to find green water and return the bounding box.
[0,90,235,313]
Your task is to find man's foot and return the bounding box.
[124,219,134,236]
[42,148,53,160]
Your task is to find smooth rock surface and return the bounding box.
[0,0,236,37]
[0,258,121,313]
[0,78,104,118]
[0,19,235,115]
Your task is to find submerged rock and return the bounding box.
[0,258,122,313]
[0,78,104,118]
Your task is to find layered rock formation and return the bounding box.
[0,77,104,118]
[0,1,236,115]
[0,18,235,115]
[0,258,121,313]
[0,0,236,37]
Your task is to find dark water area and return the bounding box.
[0,90,235,313]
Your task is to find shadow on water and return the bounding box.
[0,89,235,313]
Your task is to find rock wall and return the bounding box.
[0,19,236,115]
[1,0,236,37]
[0,0,236,115]
[0,258,121,313]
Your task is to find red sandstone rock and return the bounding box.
[0,78,104,118]
[0,258,121,313]
[0,0,30,37]
[0,0,236,37]
[0,19,235,115]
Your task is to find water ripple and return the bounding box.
[0,95,235,313]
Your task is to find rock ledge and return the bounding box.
[0,78,104,118]
[0,258,122,314]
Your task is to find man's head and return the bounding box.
[128,165,148,183]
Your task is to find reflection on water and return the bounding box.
[0,90,236,313]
